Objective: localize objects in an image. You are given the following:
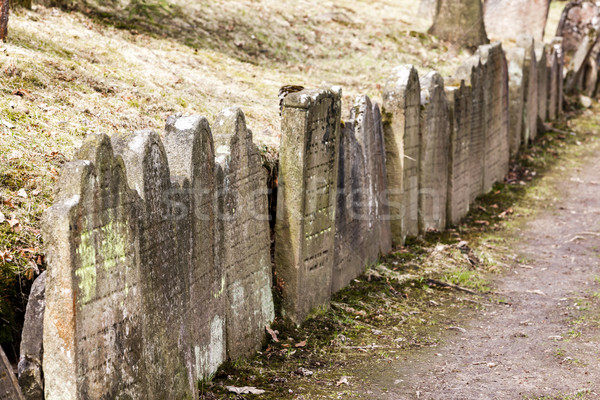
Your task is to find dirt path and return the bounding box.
[357,152,600,399]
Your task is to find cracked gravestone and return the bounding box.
[484,0,551,42]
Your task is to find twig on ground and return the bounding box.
[426,279,484,296]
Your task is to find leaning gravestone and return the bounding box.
[419,71,449,232]
[18,271,46,400]
[1,345,25,400]
[213,108,274,359]
[164,115,226,378]
[333,102,368,293]
[518,36,538,145]
[275,88,341,323]
[505,47,526,156]
[455,57,486,202]
[535,42,548,130]
[382,65,421,244]
[478,42,510,190]
[446,82,472,226]
[43,134,147,399]
[484,0,551,42]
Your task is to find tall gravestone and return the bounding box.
[163,115,226,378]
[1,346,25,400]
[429,0,489,49]
[43,134,146,400]
[419,71,449,232]
[505,47,526,156]
[382,65,421,244]
[446,82,472,226]
[535,42,548,130]
[548,47,559,121]
[518,36,539,145]
[110,130,193,399]
[552,38,565,116]
[213,108,274,359]
[275,88,341,323]
[478,42,510,190]
[333,95,392,293]
[18,271,45,400]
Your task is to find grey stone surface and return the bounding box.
[212,108,274,359]
[429,0,489,49]
[382,65,421,244]
[43,134,146,400]
[456,57,486,203]
[505,47,526,156]
[446,82,472,226]
[483,0,550,42]
[1,346,25,400]
[419,71,449,232]
[548,46,559,121]
[17,271,45,400]
[164,115,226,378]
[332,95,391,293]
[519,36,539,145]
[552,37,565,116]
[275,88,342,324]
[535,42,548,129]
[478,42,510,190]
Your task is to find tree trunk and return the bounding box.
[429,0,489,50]
[0,0,8,42]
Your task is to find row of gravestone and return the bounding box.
[274,38,565,324]
[6,40,565,400]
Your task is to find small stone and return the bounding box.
[18,188,28,198]
[580,95,593,108]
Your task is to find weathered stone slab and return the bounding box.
[332,95,392,292]
[1,345,25,400]
[275,88,341,323]
[333,105,368,293]
[382,65,421,243]
[548,46,559,121]
[164,115,226,378]
[505,47,526,156]
[552,38,565,116]
[519,36,539,145]
[429,0,489,49]
[478,42,510,190]
[483,0,550,42]
[213,108,274,359]
[456,57,486,203]
[419,71,449,232]
[43,134,146,400]
[535,42,548,129]
[446,82,472,226]
[18,271,45,400]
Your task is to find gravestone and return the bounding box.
[333,104,368,293]
[548,47,559,121]
[535,42,548,130]
[382,65,421,244]
[478,42,510,190]
[456,57,486,203]
[552,38,564,116]
[164,115,226,378]
[43,134,147,399]
[484,0,551,42]
[419,71,449,232]
[275,88,342,323]
[518,36,538,145]
[1,346,25,400]
[505,47,526,155]
[213,108,274,359]
[333,95,392,293]
[446,82,472,226]
[111,130,193,400]
[429,0,489,49]
[18,271,45,400]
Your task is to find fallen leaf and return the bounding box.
[295,340,307,348]
[1,120,15,129]
[7,218,20,232]
[4,198,15,209]
[336,376,350,386]
[32,189,42,196]
[17,188,28,198]
[296,367,313,376]
[265,325,279,342]
[474,220,490,226]
[0,211,4,224]
[226,386,265,395]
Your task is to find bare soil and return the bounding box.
[358,136,600,399]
